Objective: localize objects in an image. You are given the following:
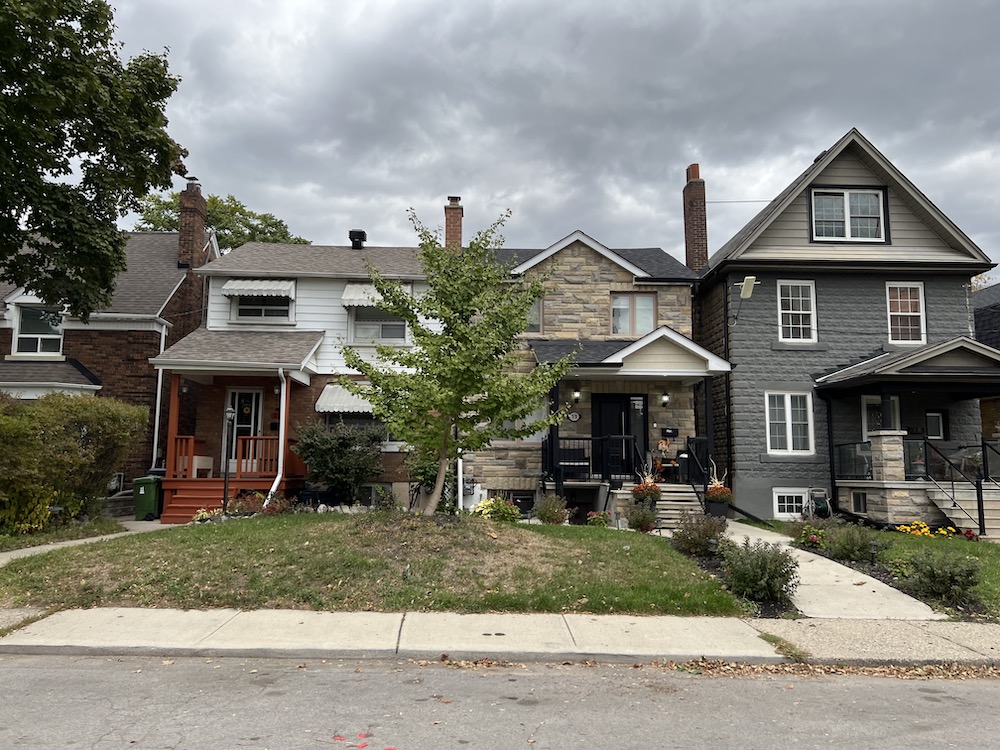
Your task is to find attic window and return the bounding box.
[811,188,886,242]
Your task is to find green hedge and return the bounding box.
[0,393,147,533]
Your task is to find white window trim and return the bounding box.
[348,307,409,345]
[773,487,808,520]
[861,395,901,439]
[776,279,817,343]
[12,305,65,358]
[885,282,926,345]
[810,188,886,242]
[926,411,945,440]
[610,293,656,336]
[765,391,815,455]
[228,295,295,324]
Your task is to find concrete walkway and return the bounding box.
[0,518,997,665]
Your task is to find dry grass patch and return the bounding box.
[0,512,743,616]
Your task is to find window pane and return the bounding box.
[19,308,60,335]
[779,283,813,340]
[777,493,804,515]
[634,296,655,334]
[380,323,406,339]
[611,296,630,334]
[768,394,787,451]
[526,299,541,333]
[814,193,845,237]
[789,394,810,451]
[887,285,922,341]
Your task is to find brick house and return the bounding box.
[0,180,213,485]
[691,128,1000,533]
[152,197,730,523]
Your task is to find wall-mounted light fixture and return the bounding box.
[661,393,670,406]
[572,389,581,404]
[180,383,189,395]
[273,384,281,395]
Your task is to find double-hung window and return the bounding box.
[16,306,63,354]
[777,280,817,342]
[611,293,655,336]
[886,282,925,344]
[766,391,814,454]
[353,307,407,343]
[811,188,885,241]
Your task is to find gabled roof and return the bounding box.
[706,128,992,272]
[499,231,696,280]
[815,336,1000,390]
[530,327,730,376]
[1,233,188,318]
[197,243,423,279]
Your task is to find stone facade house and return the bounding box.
[152,198,731,523]
[691,128,1000,534]
[0,180,213,486]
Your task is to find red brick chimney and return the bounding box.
[178,179,207,269]
[444,196,463,250]
[683,164,708,272]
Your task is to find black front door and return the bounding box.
[593,395,648,478]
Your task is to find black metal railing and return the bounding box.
[542,435,640,484]
[834,441,872,480]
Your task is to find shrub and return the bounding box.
[900,549,982,608]
[824,524,890,563]
[470,496,522,523]
[262,492,294,516]
[372,485,399,512]
[625,502,658,533]
[292,419,385,503]
[534,494,569,525]
[586,510,611,527]
[798,523,826,550]
[721,538,799,603]
[895,520,957,538]
[671,512,727,556]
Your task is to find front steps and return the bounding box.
[609,484,703,531]
[926,486,1000,540]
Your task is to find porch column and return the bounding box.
[868,429,907,482]
[549,384,563,497]
[165,373,181,478]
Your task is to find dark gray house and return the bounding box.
[690,128,1000,531]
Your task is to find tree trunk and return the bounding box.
[420,450,450,516]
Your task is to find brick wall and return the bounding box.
[683,164,708,273]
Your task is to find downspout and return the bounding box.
[820,391,838,510]
[266,368,288,503]
[149,325,168,471]
[721,277,734,480]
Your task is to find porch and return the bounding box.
[834,434,1000,539]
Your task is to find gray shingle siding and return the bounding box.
[720,269,976,517]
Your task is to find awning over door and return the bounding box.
[315,384,373,413]
[221,279,296,298]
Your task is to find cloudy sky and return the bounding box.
[113,0,1000,265]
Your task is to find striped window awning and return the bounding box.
[221,279,296,298]
[315,384,373,413]
[341,282,382,307]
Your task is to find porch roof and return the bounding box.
[0,358,101,390]
[151,329,323,374]
[814,336,1000,396]
[530,327,730,376]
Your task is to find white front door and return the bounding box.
[226,389,263,473]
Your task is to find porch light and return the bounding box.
[661,393,670,406]
[273,384,281,395]
[572,389,581,404]
[223,405,236,515]
[180,383,189,395]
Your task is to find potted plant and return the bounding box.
[705,461,732,517]
[631,478,662,510]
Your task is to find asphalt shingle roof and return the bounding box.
[0,358,100,387]
[530,339,636,365]
[199,243,423,278]
[152,328,324,368]
[973,282,1000,310]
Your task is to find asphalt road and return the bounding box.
[2,655,996,749]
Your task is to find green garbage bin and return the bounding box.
[133,476,161,521]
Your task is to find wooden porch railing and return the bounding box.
[169,435,306,481]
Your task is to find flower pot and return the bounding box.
[706,500,729,518]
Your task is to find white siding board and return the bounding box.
[621,339,705,371]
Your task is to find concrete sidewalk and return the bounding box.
[0,517,997,665]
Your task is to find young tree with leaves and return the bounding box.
[135,193,309,250]
[342,211,574,516]
[0,0,185,320]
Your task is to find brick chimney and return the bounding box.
[683,164,708,272]
[444,195,463,250]
[178,179,207,269]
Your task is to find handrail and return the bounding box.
[923,440,985,535]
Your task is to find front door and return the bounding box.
[593,395,647,478]
[226,389,263,472]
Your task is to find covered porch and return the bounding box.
[817,336,1000,538]
[151,329,323,523]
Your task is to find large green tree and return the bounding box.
[0,0,184,320]
[343,211,574,515]
[134,192,310,250]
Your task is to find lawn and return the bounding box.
[737,519,1000,617]
[0,517,125,553]
[0,512,745,617]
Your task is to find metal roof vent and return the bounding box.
[349,229,367,250]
